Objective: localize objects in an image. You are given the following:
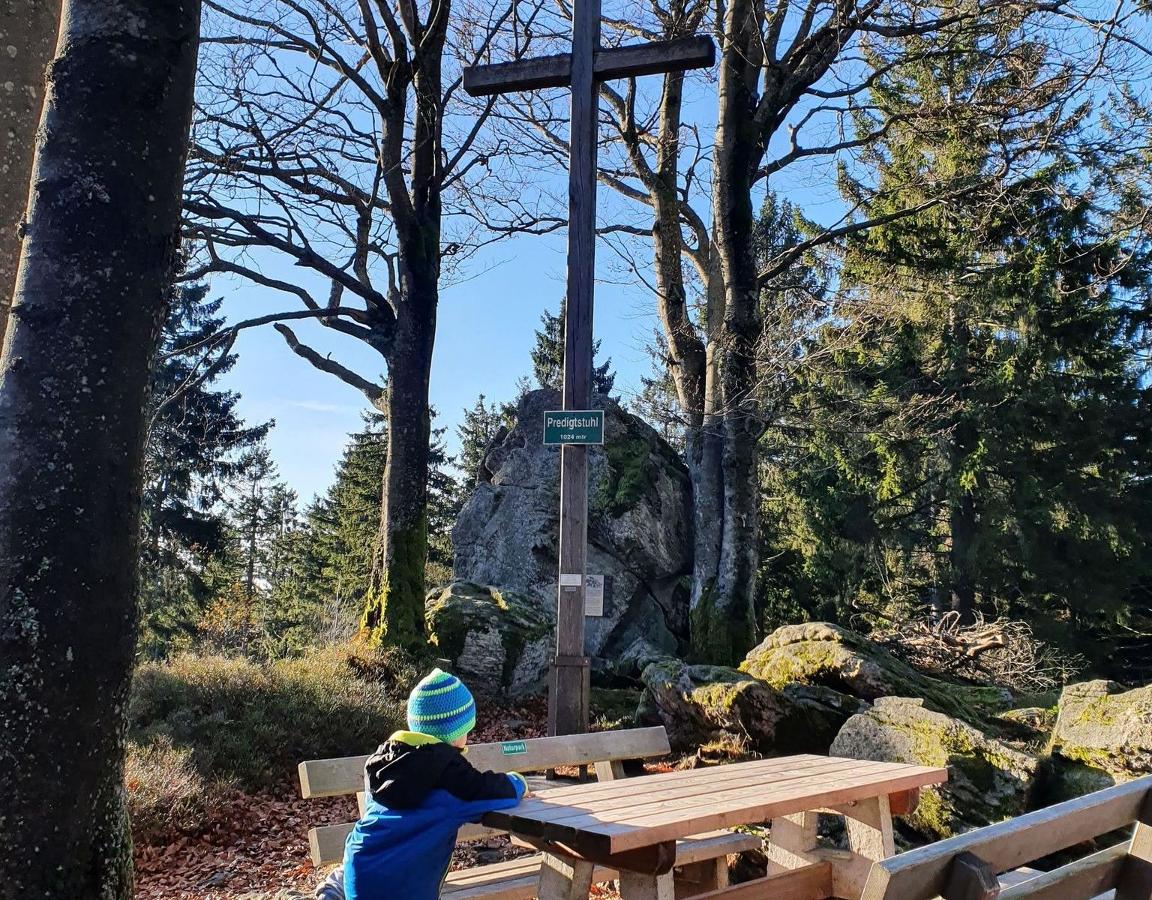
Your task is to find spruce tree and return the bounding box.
[761,15,1152,665]
[139,284,269,657]
[531,298,616,395]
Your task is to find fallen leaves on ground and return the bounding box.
[134,694,554,898]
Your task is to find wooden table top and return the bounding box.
[482,754,949,856]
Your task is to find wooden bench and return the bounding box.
[860,774,1152,900]
[298,726,759,899]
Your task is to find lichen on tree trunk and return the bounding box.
[0,0,60,346]
[0,1,201,896]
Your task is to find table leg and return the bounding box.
[672,858,728,897]
[843,795,895,861]
[537,852,595,900]
[767,810,820,873]
[619,870,675,900]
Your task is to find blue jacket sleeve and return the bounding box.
[448,774,527,826]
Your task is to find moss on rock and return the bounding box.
[740,622,1012,727]
[425,582,553,695]
[831,697,1040,839]
[593,413,687,519]
[1047,680,1152,796]
[639,656,866,755]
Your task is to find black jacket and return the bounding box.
[364,731,521,809]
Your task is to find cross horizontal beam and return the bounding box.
[463,35,715,97]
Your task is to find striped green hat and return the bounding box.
[406,668,476,743]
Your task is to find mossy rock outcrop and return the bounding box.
[741,623,1012,726]
[1047,680,1152,799]
[452,388,691,677]
[831,697,1040,839]
[640,657,866,755]
[425,582,553,696]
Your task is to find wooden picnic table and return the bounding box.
[481,753,949,900]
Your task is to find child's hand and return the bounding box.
[522,788,533,799]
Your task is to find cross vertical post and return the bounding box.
[463,5,714,738]
[551,0,601,738]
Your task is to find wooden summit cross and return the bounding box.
[463,5,714,737]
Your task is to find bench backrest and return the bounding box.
[299,726,671,866]
[860,774,1152,900]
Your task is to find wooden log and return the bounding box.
[1117,791,1152,900]
[620,870,676,900]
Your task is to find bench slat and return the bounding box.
[299,726,671,798]
[861,776,1152,900]
[441,856,617,899]
[690,861,833,900]
[441,833,758,900]
[309,824,756,870]
[309,821,507,866]
[999,842,1128,900]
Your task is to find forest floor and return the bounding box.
[132,695,632,899]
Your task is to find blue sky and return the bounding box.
[215,223,664,502]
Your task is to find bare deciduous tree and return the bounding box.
[184,0,553,647]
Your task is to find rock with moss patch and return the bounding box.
[639,657,866,755]
[741,622,1012,726]
[1047,680,1152,798]
[993,707,1056,743]
[831,697,1040,839]
[425,582,554,695]
[452,388,692,674]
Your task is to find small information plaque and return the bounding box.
[500,741,527,755]
[585,574,605,616]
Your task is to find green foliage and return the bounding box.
[758,14,1152,674]
[285,415,389,640]
[630,329,687,450]
[531,298,616,396]
[127,645,407,789]
[455,394,506,487]
[426,424,458,587]
[139,284,270,657]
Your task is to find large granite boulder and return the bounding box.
[1048,680,1152,798]
[452,388,692,677]
[741,622,1012,725]
[639,657,867,755]
[425,582,553,696]
[831,697,1041,839]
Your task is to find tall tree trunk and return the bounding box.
[948,313,978,622]
[0,0,61,345]
[690,0,764,664]
[362,270,438,650]
[359,10,446,650]
[0,2,200,897]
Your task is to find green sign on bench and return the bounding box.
[500,741,527,756]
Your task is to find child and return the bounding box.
[319,668,529,900]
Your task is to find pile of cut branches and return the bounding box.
[873,612,1083,694]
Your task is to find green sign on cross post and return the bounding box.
[543,410,604,446]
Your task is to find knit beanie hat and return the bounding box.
[406,668,477,743]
